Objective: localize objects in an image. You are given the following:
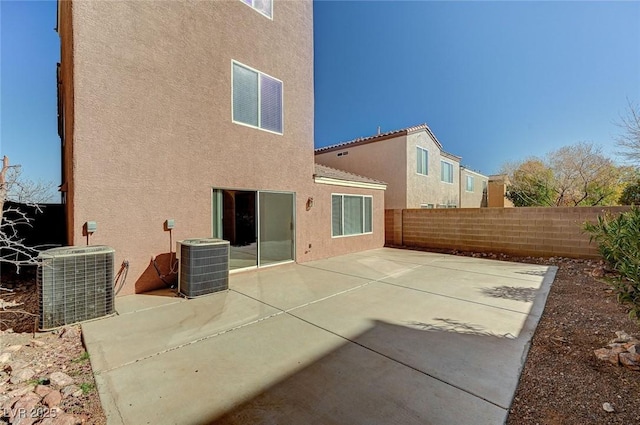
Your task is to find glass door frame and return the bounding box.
[257,190,296,268]
[212,188,296,271]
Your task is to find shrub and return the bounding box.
[584,207,640,319]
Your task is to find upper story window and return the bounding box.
[332,194,372,237]
[466,175,474,192]
[232,61,283,134]
[441,161,454,184]
[416,147,428,175]
[240,0,273,19]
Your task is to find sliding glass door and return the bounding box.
[212,189,294,270]
[258,192,295,266]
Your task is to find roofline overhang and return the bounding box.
[315,124,450,155]
[313,176,387,190]
[441,151,461,161]
[460,167,488,178]
[315,131,407,154]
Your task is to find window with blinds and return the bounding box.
[232,61,283,134]
[332,194,373,237]
[417,146,428,175]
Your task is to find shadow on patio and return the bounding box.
[207,318,524,425]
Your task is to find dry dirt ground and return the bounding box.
[1,269,106,425]
[2,252,639,425]
[504,255,640,425]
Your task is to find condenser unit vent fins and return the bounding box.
[37,245,115,330]
[178,238,230,298]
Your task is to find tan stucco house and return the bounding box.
[459,166,489,208]
[315,124,487,210]
[56,0,385,295]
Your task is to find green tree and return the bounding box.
[502,143,625,207]
[619,180,640,205]
[505,159,555,206]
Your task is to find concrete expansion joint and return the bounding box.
[298,261,423,283]
[376,278,533,317]
[287,261,425,313]
[371,254,552,284]
[101,310,286,374]
[285,282,373,313]
[115,300,184,316]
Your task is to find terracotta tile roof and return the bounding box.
[314,164,386,186]
[314,123,444,153]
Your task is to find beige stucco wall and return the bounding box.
[405,132,459,208]
[316,130,462,209]
[63,0,383,295]
[63,0,384,294]
[305,183,385,261]
[459,168,488,208]
[314,136,408,209]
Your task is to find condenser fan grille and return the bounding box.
[179,239,229,298]
[37,246,115,330]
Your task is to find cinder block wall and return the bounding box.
[385,207,632,259]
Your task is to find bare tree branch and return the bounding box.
[1,156,55,275]
[615,99,640,165]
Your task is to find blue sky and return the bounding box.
[1,0,639,198]
[314,0,640,174]
[1,0,59,190]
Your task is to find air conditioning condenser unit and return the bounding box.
[177,238,229,298]
[37,245,115,330]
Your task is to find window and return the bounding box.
[466,175,474,192]
[240,0,272,19]
[441,161,454,183]
[416,147,428,175]
[332,194,372,237]
[232,61,283,134]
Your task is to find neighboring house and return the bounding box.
[56,0,385,295]
[487,175,515,207]
[459,166,489,208]
[315,123,478,209]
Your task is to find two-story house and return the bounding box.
[56,0,385,294]
[315,124,487,209]
[460,166,489,208]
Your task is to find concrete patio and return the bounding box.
[82,248,557,425]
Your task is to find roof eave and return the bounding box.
[442,151,462,161]
[313,176,387,190]
[315,131,408,154]
[460,167,488,178]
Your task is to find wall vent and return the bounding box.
[37,246,115,330]
[177,239,229,298]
